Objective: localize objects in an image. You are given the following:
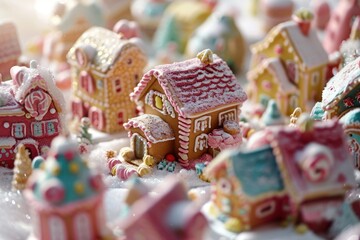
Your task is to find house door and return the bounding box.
[132,134,146,159]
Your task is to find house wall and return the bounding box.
[105,46,147,133]
[72,45,147,133]
[139,78,180,157]
[250,31,327,115]
[35,196,105,240]
[0,101,61,168]
[137,76,241,163]
[187,105,240,161]
[212,165,289,230]
[129,128,174,161]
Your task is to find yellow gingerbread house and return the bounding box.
[247,11,329,115]
[67,27,147,133]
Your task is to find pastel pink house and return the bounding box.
[25,136,114,240]
[0,60,65,168]
[0,22,21,80]
[323,0,360,54]
[120,176,208,240]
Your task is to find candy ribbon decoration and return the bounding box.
[24,90,52,120]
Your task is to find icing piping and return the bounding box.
[194,115,211,133]
[218,109,236,126]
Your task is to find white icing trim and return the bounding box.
[194,116,211,133]
[194,133,208,152]
[74,212,92,240]
[0,137,16,147]
[218,109,236,126]
[48,215,66,240]
[131,133,148,157]
[145,90,175,118]
[11,123,26,138]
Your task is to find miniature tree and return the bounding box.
[12,144,32,191]
[77,117,92,145]
[261,100,285,126]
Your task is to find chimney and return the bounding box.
[350,16,360,40]
[293,9,314,36]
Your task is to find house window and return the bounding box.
[286,61,298,85]
[154,95,163,110]
[96,79,103,89]
[113,78,121,93]
[255,201,276,219]
[46,121,57,135]
[194,133,208,152]
[12,123,25,138]
[48,216,66,240]
[217,178,232,194]
[218,109,236,126]
[262,80,272,91]
[71,99,84,119]
[80,70,95,94]
[311,72,320,86]
[145,90,175,117]
[290,95,298,109]
[74,212,91,240]
[89,107,105,130]
[194,116,211,133]
[32,122,43,137]
[117,111,124,126]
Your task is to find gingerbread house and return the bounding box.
[24,136,114,240]
[0,60,65,168]
[68,27,147,133]
[247,11,329,115]
[0,21,21,80]
[125,50,247,168]
[205,117,355,233]
[43,0,104,64]
[120,176,208,240]
[322,56,360,119]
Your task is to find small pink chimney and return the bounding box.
[292,9,314,36]
[293,15,311,36]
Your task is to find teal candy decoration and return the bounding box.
[195,163,206,176]
[341,108,360,128]
[230,146,284,197]
[329,201,359,237]
[32,156,44,169]
[144,2,167,18]
[157,159,167,170]
[32,137,100,205]
[261,99,284,126]
[310,102,325,120]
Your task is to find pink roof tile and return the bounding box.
[124,114,175,143]
[131,55,247,117]
[0,22,21,63]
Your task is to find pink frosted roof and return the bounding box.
[131,55,247,117]
[124,114,175,143]
[0,22,21,62]
[271,120,355,201]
